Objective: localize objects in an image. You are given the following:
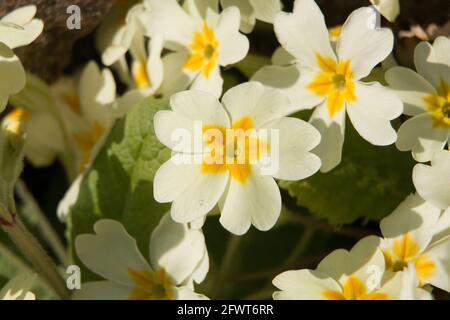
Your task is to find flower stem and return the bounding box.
[0,206,69,299]
[15,179,68,266]
[212,234,242,299]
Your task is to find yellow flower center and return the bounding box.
[200,117,270,183]
[184,21,219,79]
[73,121,105,171]
[128,268,173,300]
[328,25,342,41]
[307,53,356,118]
[132,60,151,89]
[4,108,29,134]
[382,233,436,286]
[322,275,389,300]
[422,80,450,128]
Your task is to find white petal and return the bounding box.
[215,7,249,66]
[0,43,26,112]
[24,112,65,167]
[79,62,116,127]
[413,150,450,209]
[0,5,43,49]
[424,237,450,292]
[0,273,36,300]
[57,174,83,222]
[191,250,209,284]
[221,0,256,33]
[273,0,336,69]
[222,81,294,127]
[173,286,209,300]
[190,66,224,98]
[252,65,323,111]
[219,170,281,234]
[414,37,450,88]
[113,89,144,119]
[185,0,219,21]
[250,0,282,23]
[380,194,441,239]
[353,82,403,120]
[271,46,296,66]
[72,281,132,300]
[396,114,449,163]
[260,117,321,180]
[337,7,393,80]
[369,0,400,22]
[154,90,229,152]
[273,269,341,300]
[317,236,384,284]
[309,101,346,172]
[75,219,151,286]
[154,159,229,223]
[150,213,207,285]
[347,85,399,146]
[157,52,195,97]
[146,35,164,92]
[385,66,435,115]
[141,0,195,48]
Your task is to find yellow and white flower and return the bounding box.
[386,37,450,162]
[153,82,321,235]
[120,33,164,96]
[141,0,249,97]
[369,0,400,22]
[253,0,403,172]
[0,5,43,112]
[96,1,145,66]
[0,273,36,300]
[273,236,430,300]
[379,193,450,292]
[73,214,209,300]
[220,0,282,33]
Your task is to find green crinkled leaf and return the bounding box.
[67,96,170,280]
[279,121,415,225]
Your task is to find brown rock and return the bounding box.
[0,0,115,83]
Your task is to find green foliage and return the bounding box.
[67,97,170,280]
[279,121,416,225]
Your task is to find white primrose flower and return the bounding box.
[120,33,164,96]
[73,214,209,300]
[0,5,43,112]
[0,273,36,300]
[253,0,403,172]
[96,1,146,66]
[369,0,400,22]
[153,82,321,235]
[273,236,430,300]
[386,37,450,162]
[141,0,249,97]
[220,0,282,33]
[379,193,450,292]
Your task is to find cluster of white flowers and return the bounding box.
[0,0,448,300]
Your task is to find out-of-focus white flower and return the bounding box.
[96,1,146,66]
[0,273,36,300]
[0,5,43,112]
[273,236,429,300]
[141,0,249,97]
[386,37,450,162]
[369,0,400,22]
[153,82,321,235]
[253,0,402,172]
[379,193,450,292]
[73,214,208,300]
[220,0,282,33]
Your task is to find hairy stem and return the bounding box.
[15,179,68,266]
